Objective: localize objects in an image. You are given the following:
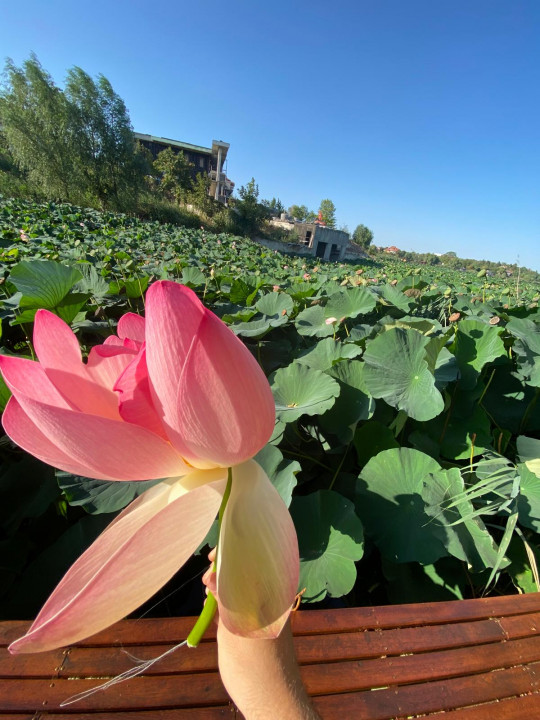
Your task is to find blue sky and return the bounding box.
[1,0,539,271]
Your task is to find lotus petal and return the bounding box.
[6,394,189,480]
[32,310,121,419]
[86,344,139,392]
[3,397,114,479]
[118,313,146,343]
[216,459,299,637]
[114,348,167,438]
[146,281,275,467]
[0,355,72,409]
[10,472,227,653]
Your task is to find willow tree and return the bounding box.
[0,55,79,199]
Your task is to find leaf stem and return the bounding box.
[186,467,232,648]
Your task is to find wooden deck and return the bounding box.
[1,593,540,718]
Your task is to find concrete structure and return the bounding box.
[269,217,350,261]
[134,133,234,203]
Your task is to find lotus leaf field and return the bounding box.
[0,196,539,619]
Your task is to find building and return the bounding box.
[269,216,350,262]
[134,133,234,203]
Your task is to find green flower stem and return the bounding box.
[186,467,232,648]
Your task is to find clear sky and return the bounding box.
[1,0,539,271]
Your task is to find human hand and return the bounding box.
[202,549,320,720]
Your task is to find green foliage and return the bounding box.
[187,173,215,217]
[288,204,312,221]
[232,178,272,236]
[0,197,539,618]
[352,223,374,249]
[0,56,146,211]
[65,67,146,208]
[151,147,193,203]
[0,56,79,200]
[318,198,336,228]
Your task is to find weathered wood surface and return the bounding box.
[1,593,539,718]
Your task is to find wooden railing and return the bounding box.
[1,592,539,718]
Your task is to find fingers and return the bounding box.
[202,547,218,596]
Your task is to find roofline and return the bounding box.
[134,132,212,155]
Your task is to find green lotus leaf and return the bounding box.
[10,259,82,309]
[271,363,340,423]
[422,467,501,572]
[363,327,444,421]
[290,490,364,602]
[320,361,375,442]
[451,318,506,389]
[507,318,540,355]
[517,436,540,477]
[255,291,294,322]
[56,473,160,515]
[254,443,300,507]
[517,463,540,532]
[296,337,361,371]
[324,287,376,321]
[181,267,206,286]
[353,421,400,468]
[295,288,375,337]
[294,305,334,337]
[379,284,413,312]
[357,448,446,564]
[233,292,294,337]
[423,404,492,460]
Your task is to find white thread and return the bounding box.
[60,640,188,707]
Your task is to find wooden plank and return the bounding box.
[4,612,540,681]
[0,672,229,712]
[0,711,235,720]
[300,636,540,697]
[5,636,533,713]
[439,692,540,718]
[292,593,540,635]
[3,594,540,648]
[311,662,540,720]
[4,610,540,680]
[0,619,217,648]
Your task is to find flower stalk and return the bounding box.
[187,468,232,648]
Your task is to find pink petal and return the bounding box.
[9,394,189,480]
[9,472,227,653]
[103,336,124,347]
[114,348,167,438]
[86,344,139,391]
[2,397,114,479]
[217,460,299,638]
[0,355,71,409]
[146,281,275,467]
[118,313,145,343]
[32,310,120,420]
[33,309,83,372]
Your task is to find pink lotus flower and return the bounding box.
[1,281,299,654]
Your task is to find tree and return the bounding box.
[234,178,271,236]
[0,55,80,200]
[288,204,309,221]
[263,197,285,216]
[318,199,336,228]
[0,56,146,208]
[352,224,374,249]
[152,147,193,203]
[188,172,216,216]
[65,67,146,207]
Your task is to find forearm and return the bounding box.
[217,620,320,720]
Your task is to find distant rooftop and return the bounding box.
[134,133,212,155]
